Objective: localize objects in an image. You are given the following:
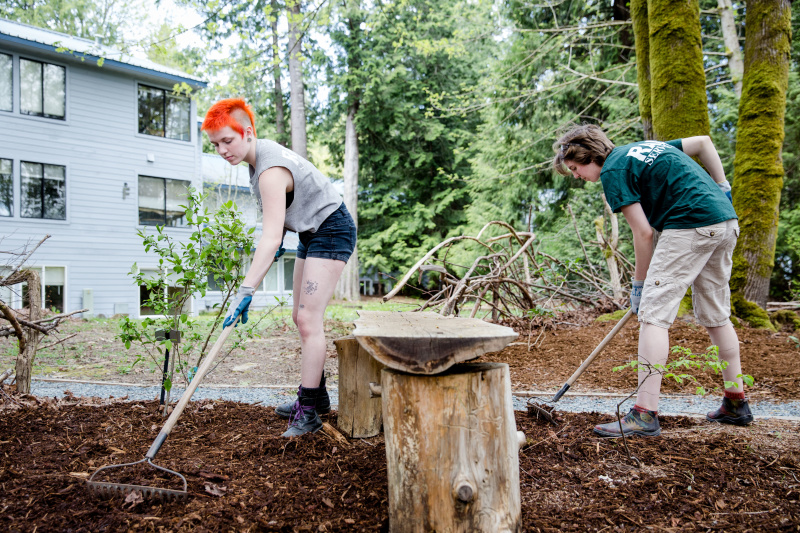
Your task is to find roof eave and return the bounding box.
[0,33,208,89]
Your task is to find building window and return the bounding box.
[19,266,65,313]
[283,257,295,292]
[138,176,189,226]
[0,159,11,216]
[139,269,191,316]
[20,58,65,119]
[138,84,190,141]
[21,162,66,220]
[0,53,11,112]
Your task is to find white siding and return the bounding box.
[0,45,202,318]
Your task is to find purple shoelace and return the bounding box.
[289,400,314,426]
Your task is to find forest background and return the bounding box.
[3,0,797,307]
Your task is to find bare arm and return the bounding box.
[241,166,293,288]
[680,135,727,183]
[620,202,654,280]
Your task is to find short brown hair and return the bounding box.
[552,125,615,176]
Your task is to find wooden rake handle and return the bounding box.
[552,308,634,402]
[146,320,238,459]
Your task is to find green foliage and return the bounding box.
[0,0,140,42]
[613,344,755,397]
[770,310,800,332]
[595,308,628,322]
[117,188,269,388]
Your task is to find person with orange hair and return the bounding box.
[202,98,356,437]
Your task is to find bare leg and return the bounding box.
[635,323,670,412]
[706,322,743,393]
[292,257,347,388]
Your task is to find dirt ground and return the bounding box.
[2,302,798,400]
[1,395,798,532]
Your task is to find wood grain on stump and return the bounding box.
[382,363,521,533]
[335,336,385,438]
[353,311,517,374]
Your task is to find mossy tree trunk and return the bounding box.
[631,0,653,140]
[731,0,792,311]
[647,0,709,140]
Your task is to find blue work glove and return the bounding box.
[630,280,644,315]
[223,285,255,328]
[717,180,733,204]
[275,246,286,260]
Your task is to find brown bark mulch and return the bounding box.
[1,395,799,532]
[479,319,800,399]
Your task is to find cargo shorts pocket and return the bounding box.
[691,224,727,253]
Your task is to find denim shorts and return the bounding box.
[296,203,357,262]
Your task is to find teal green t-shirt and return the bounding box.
[600,139,737,231]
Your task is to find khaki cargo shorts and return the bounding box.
[638,219,739,329]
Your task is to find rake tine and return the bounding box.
[86,458,188,500]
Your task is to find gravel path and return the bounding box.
[29,379,800,420]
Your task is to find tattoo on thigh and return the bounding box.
[304,280,319,295]
[299,304,305,309]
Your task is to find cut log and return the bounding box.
[353,311,517,375]
[334,336,385,438]
[382,363,521,532]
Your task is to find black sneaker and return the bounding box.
[276,373,330,419]
[593,408,661,438]
[281,398,323,437]
[707,397,753,426]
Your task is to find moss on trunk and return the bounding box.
[631,0,653,140]
[731,0,791,315]
[647,0,709,140]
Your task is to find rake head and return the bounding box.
[86,458,188,501]
[527,398,558,426]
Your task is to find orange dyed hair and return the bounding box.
[201,98,257,138]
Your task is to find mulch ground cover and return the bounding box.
[480,318,800,399]
[2,394,799,532]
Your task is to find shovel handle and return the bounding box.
[146,319,238,459]
[557,308,634,396]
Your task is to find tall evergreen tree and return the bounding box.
[648,0,709,139]
[731,0,792,311]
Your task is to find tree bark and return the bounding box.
[334,336,383,437]
[647,0,709,140]
[335,104,361,300]
[717,0,744,98]
[382,363,522,532]
[16,270,42,394]
[595,195,623,300]
[271,0,287,147]
[287,0,307,158]
[731,0,791,309]
[631,0,653,139]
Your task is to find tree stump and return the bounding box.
[382,363,521,533]
[353,311,517,374]
[335,336,385,438]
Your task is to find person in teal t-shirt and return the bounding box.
[552,124,752,438]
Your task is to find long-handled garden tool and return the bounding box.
[528,308,634,424]
[87,319,238,500]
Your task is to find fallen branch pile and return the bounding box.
[383,220,631,323]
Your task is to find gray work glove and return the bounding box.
[717,180,733,203]
[630,280,644,315]
[223,285,256,328]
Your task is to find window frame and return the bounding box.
[19,57,66,120]
[136,83,191,142]
[0,52,12,113]
[137,175,190,227]
[0,157,12,217]
[7,264,68,313]
[20,160,67,220]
